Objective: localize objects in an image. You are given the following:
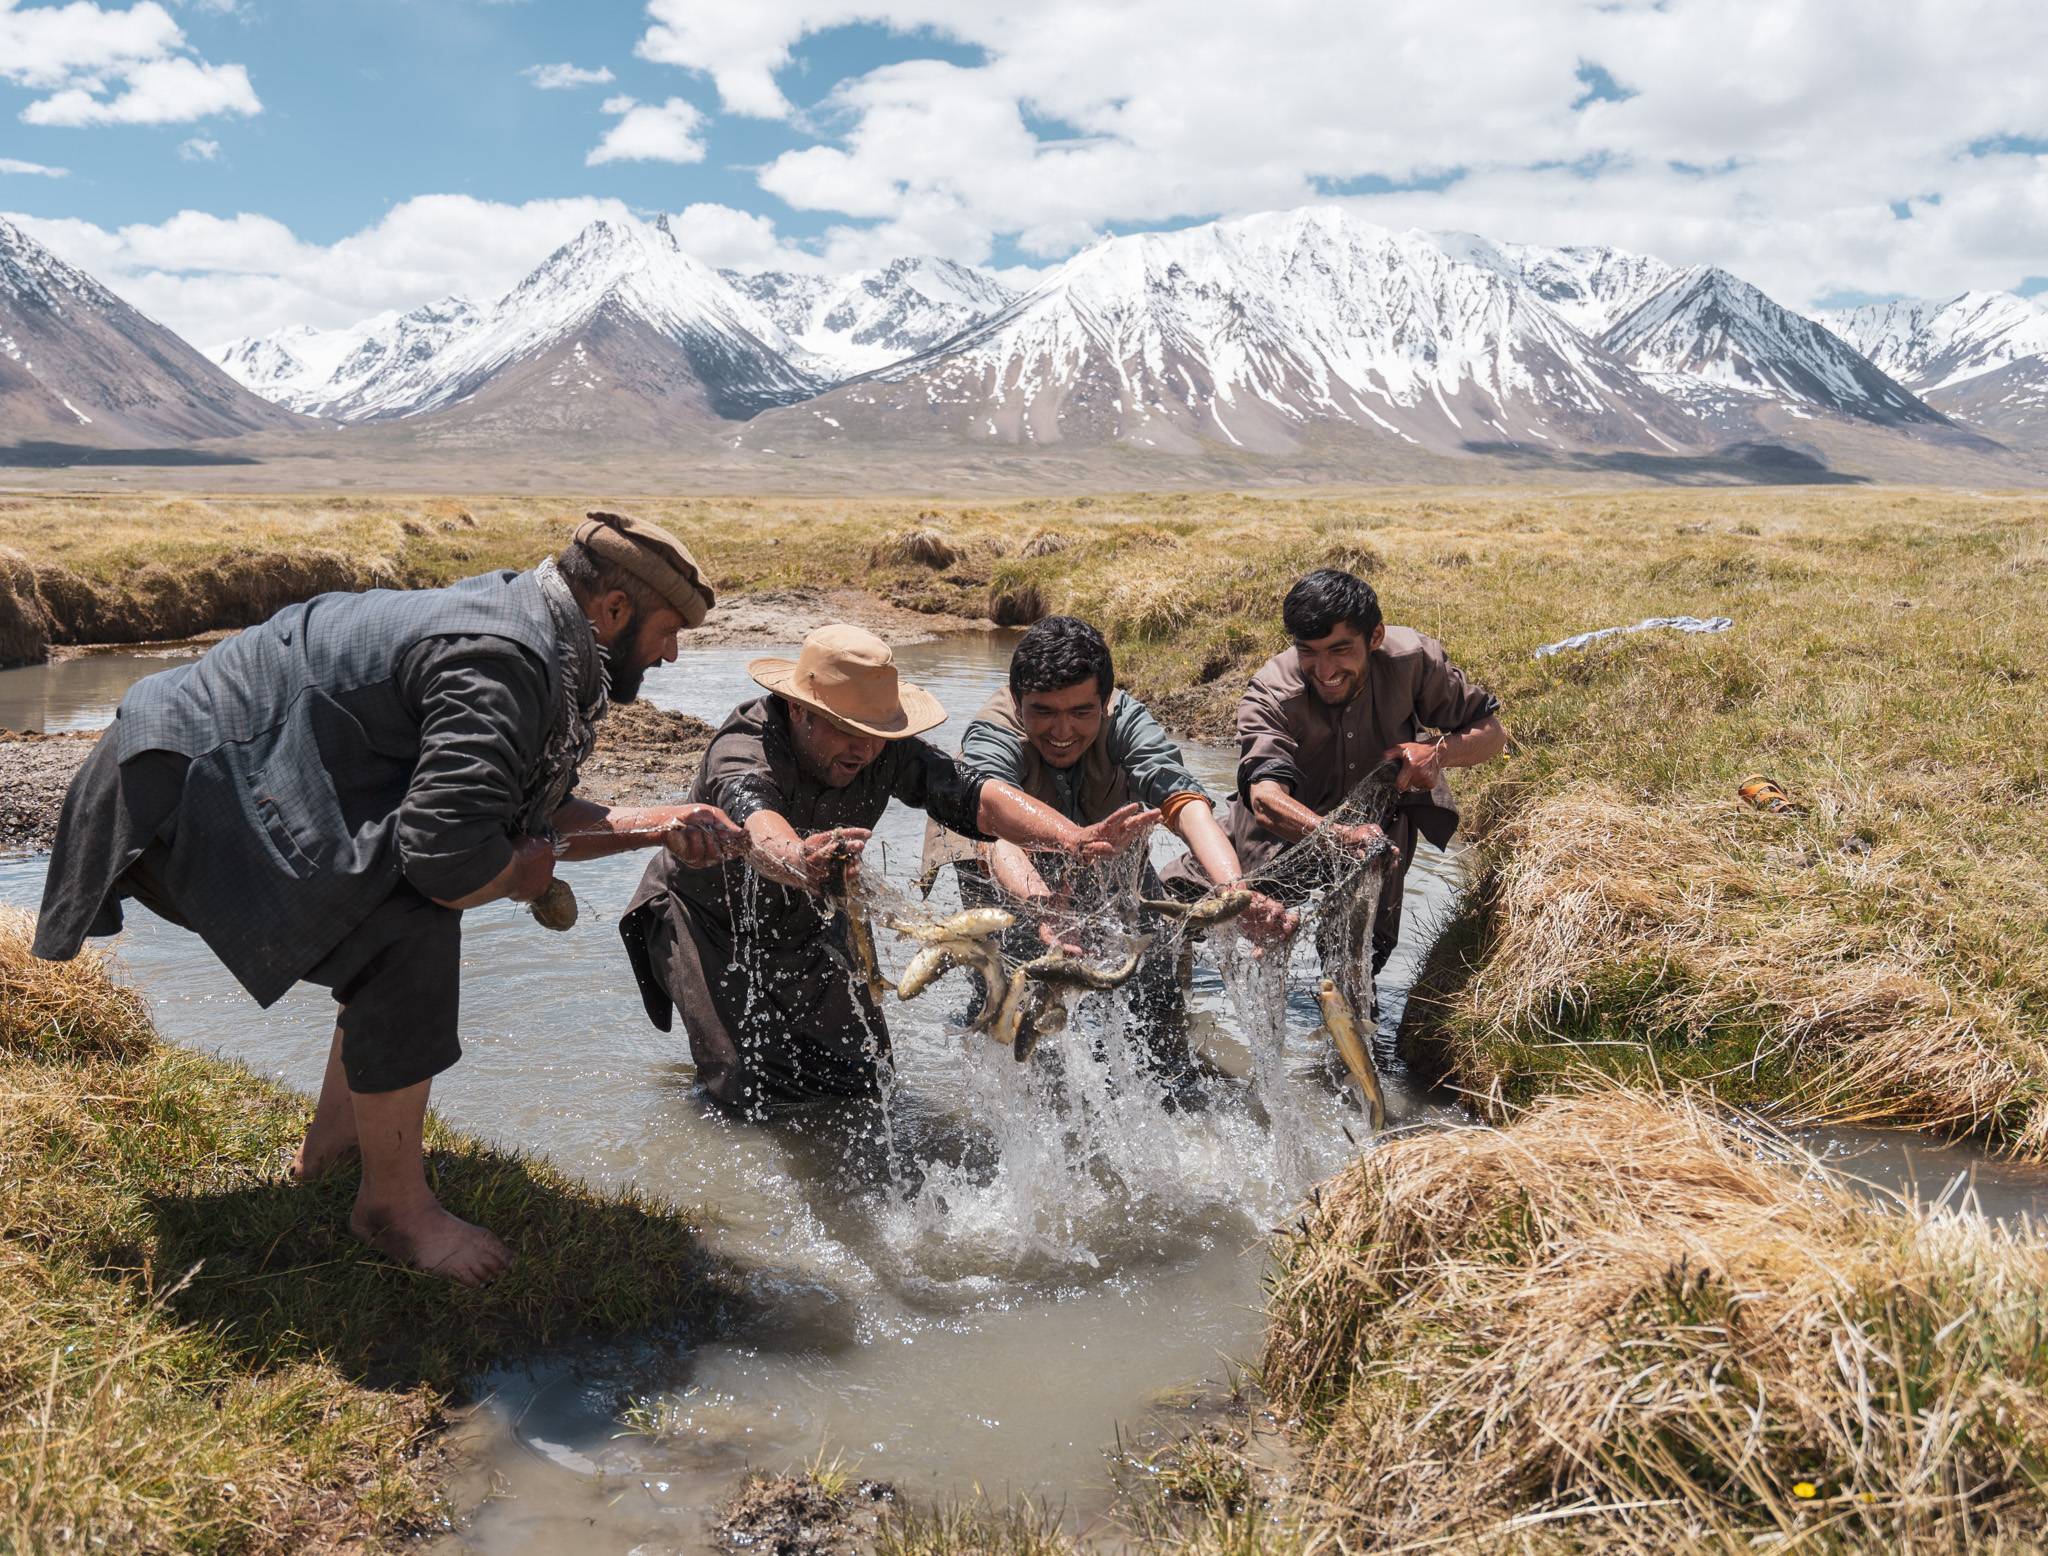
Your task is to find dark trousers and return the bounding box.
[65,737,466,1095]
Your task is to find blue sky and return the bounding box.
[4,0,2047,349]
[1,2,982,247]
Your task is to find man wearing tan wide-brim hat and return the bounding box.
[620,623,1157,1114]
[35,508,745,1291]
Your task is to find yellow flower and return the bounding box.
[1793,1482,1818,1500]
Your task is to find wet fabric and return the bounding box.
[33,569,588,1006]
[1220,627,1497,877]
[621,694,991,1110]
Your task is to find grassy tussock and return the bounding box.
[0,909,154,1061]
[874,1498,1076,1556]
[0,909,740,1552]
[1262,1085,2048,1553]
[1435,791,2048,1149]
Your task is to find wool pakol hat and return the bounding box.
[749,624,946,739]
[572,510,715,628]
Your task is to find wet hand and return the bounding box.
[798,826,870,889]
[1034,911,1090,958]
[1072,803,1160,862]
[504,835,556,903]
[1235,889,1299,945]
[662,804,747,868]
[1387,740,1444,792]
[1333,820,1390,857]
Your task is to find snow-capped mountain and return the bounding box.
[0,215,301,446]
[216,216,822,430]
[183,203,2026,471]
[1817,291,2048,392]
[1600,267,1941,425]
[215,296,484,421]
[1434,236,1678,336]
[1814,291,2048,452]
[799,208,1909,456]
[722,258,1020,379]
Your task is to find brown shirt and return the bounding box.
[1222,627,1498,871]
[624,694,989,954]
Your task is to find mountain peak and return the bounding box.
[0,215,302,447]
[1600,265,1943,424]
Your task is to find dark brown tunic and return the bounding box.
[620,695,988,1113]
[1164,626,1498,974]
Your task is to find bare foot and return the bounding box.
[350,1195,516,1288]
[288,1138,361,1182]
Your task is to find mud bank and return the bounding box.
[0,729,97,852]
[0,700,720,853]
[0,544,409,667]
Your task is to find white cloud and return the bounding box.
[587,95,706,165]
[0,156,67,175]
[5,194,634,350]
[628,0,2048,306]
[523,62,615,90]
[0,0,260,126]
[177,135,218,161]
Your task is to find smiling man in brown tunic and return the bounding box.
[620,624,1156,1116]
[1169,567,1506,977]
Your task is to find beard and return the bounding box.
[605,607,651,702]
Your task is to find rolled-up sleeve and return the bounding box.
[1235,673,1303,802]
[396,636,551,904]
[889,738,990,840]
[1109,697,1210,809]
[1414,644,1501,734]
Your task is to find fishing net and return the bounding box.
[825,753,1409,1107]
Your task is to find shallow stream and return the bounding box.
[4,635,2045,1556]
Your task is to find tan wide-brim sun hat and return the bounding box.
[749,624,947,739]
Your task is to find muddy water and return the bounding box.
[3,637,2037,1556]
[0,645,206,733]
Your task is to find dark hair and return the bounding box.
[1010,615,1114,702]
[555,539,666,616]
[1282,568,1382,643]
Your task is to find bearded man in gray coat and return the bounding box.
[33,511,743,1287]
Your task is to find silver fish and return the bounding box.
[898,942,969,1000]
[1315,977,1386,1131]
[1020,935,1154,990]
[1137,887,1253,929]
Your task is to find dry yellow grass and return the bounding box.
[1262,1084,2048,1554]
[1434,789,2048,1149]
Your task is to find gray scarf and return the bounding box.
[518,557,610,841]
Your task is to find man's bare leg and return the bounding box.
[289,1026,362,1181]
[347,1078,516,1288]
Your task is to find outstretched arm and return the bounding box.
[1385,714,1507,791]
[741,811,872,893]
[977,780,1159,861]
[1169,796,1297,940]
[547,797,746,866]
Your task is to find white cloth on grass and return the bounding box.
[1533,615,1734,659]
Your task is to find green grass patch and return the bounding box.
[1,909,742,1551]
